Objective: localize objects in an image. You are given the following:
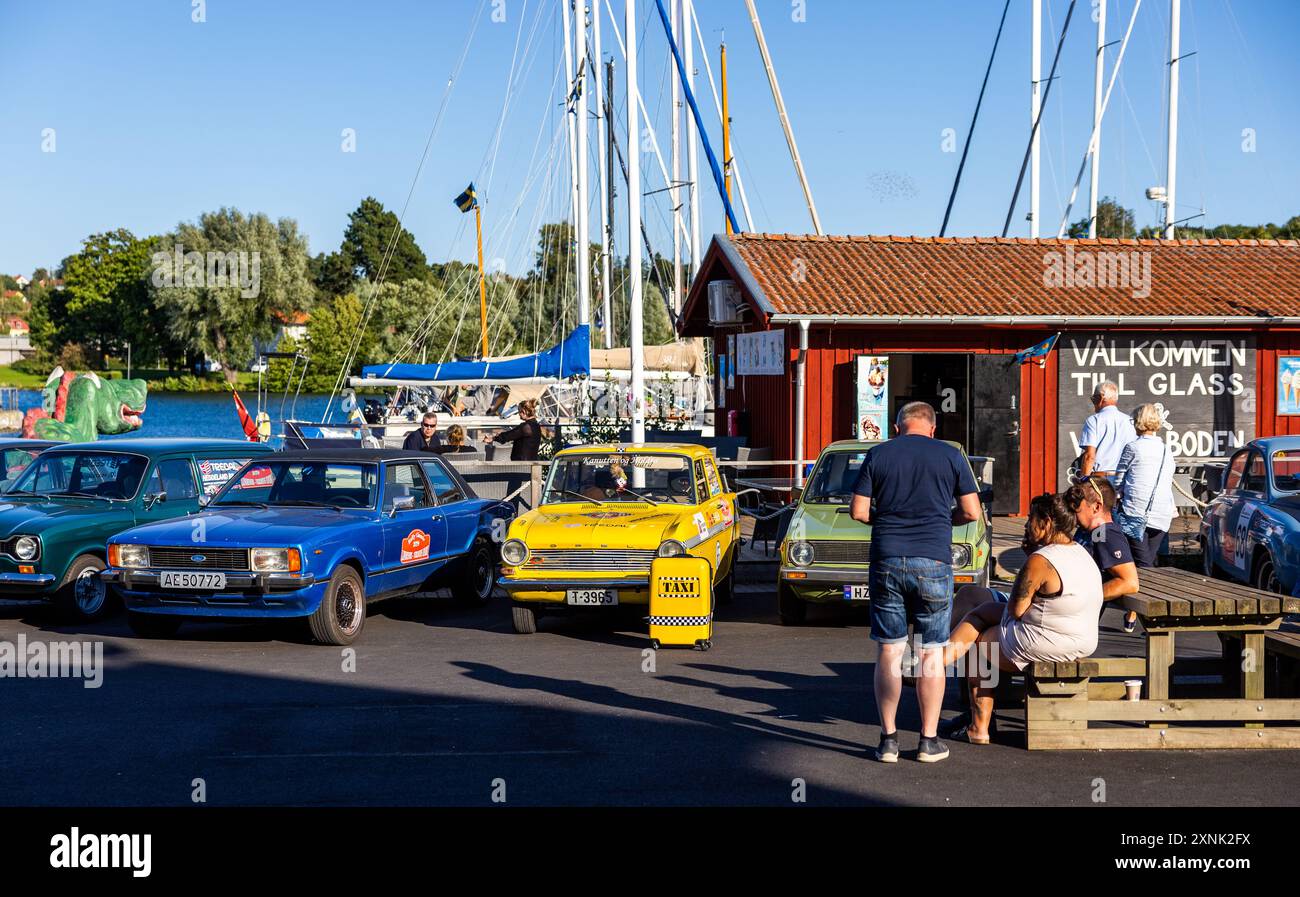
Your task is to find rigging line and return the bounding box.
[326,0,490,417]
[1055,0,1144,237]
[689,1,755,232]
[939,0,1011,236]
[1001,0,1078,238]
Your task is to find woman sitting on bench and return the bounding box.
[940,493,1104,744]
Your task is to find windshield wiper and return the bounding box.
[274,500,344,511]
[614,487,658,505]
[554,489,601,504]
[214,500,269,509]
[4,489,41,497]
[56,491,112,501]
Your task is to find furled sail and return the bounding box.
[358,325,590,384]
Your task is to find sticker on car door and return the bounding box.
[401,529,431,563]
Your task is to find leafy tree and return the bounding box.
[151,208,314,384]
[1067,197,1136,239]
[1137,214,1300,240]
[51,229,165,367]
[0,275,18,292]
[268,294,371,393]
[320,197,430,295]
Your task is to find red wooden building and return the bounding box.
[679,234,1300,515]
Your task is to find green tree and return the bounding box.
[151,208,314,384]
[53,229,165,367]
[317,197,430,296]
[1067,197,1136,239]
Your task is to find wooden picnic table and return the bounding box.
[1026,566,1300,750]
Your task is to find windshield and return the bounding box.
[543,453,697,504]
[9,451,149,500]
[803,451,867,505]
[211,461,378,509]
[1272,449,1300,492]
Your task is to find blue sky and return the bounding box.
[2,0,1297,278]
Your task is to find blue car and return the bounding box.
[103,449,514,644]
[1200,436,1300,595]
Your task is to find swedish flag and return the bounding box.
[453,183,478,213]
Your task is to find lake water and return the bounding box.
[5,390,339,441]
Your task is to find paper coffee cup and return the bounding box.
[1124,679,1142,701]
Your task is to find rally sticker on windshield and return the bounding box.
[401,529,431,564]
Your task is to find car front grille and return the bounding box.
[809,540,870,565]
[524,549,657,572]
[147,547,251,571]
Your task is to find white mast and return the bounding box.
[1164,0,1181,239]
[683,0,701,278]
[574,1,591,327]
[671,0,683,317]
[1089,0,1105,238]
[562,0,581,306]
[593,1,613,348]
[626,0,645,443]
[743,0,821,234]
[1030,0,1041,237]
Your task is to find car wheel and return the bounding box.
[308,566,366,646]
[1254,553,1283,595]
[127,612,182,639]
[53,554,112,622]
[777,582,806,626]
[452,539,497,606]
[511,603,537,634]
[713,569,735,606]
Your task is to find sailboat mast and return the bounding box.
[1164,0,1181,239]
[1030,0,1041,237]
[721,38,733,236]
[1089,0,1106,238]
[626,0,645,444]
[606,59,617,343]
[682,0,701,278]
[575,1,592,327]
[562,0,580,315]
[594,2,613,348]
[670,0,683,316]
[475,203,488,357]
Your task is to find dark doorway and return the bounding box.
[893,353,970,445]
[970,354,1022,516]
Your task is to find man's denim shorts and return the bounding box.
[868,556,954,648]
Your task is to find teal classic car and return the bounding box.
[777,439,992,625]
[0,438,274,621]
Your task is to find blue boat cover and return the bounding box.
[360,324,590,382]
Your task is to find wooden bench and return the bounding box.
[1025,568,1300,750]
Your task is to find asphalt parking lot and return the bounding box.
[5,577,1300,807]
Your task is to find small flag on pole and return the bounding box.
[1011,332,1061,368]
[453,183,478,213]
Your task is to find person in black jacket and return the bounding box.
[484,399,541,461]
[401,412,442,453]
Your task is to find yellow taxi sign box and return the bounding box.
[648,556,713,651]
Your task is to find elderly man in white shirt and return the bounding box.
[1079,381,1136,479]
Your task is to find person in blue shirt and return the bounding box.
[1064,475,1142,632]
[1078,381,1136,480]
[851,401,982,764]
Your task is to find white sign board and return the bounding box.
[735,330,785,376]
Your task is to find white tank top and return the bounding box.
[1005,541,1104,661]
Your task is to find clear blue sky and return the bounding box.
[2,0,1297,278]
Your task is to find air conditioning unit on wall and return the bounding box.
[707,280,743,325]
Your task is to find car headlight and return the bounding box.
[12,535,39,562]
[114,543,148,569]
[658,540,687,558]
[788,541,814,567]
[501,539,529,566]
[251,548,301,573]
[951,544,973,568]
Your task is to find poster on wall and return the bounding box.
[735,329,785,375]
[1278,357,1300,415]
[727,335,736,388]
[717,355,726,408]
[855,356,890,441]
[1057,332,1255,483]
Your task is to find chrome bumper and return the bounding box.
[101,570,317,593]
[501,577,651,590]
[780,565,988,586]
[0,572,57,588]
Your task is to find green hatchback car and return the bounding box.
[777,439,993,625]
[0,438,274,621]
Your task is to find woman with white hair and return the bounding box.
[1113,403,1176,631]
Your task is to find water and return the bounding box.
[6,390,338,441]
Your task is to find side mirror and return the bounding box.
[199,494,210,507]
[143,491,167,510]
[388,495,416,517]
[979,485,994,505]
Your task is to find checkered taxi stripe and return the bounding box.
[648,615,711,627]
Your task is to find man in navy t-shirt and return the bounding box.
[850,401,981,764]
[1064,475,1141,630]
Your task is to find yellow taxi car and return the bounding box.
[500,443,739,633]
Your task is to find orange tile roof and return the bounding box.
[692,233,1300,322]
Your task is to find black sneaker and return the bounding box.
[1123,615,1137,634]
[917,736,950,763]
[875,731,900,763]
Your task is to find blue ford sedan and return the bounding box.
[1200,435,1300,595]
[103,449,514,644]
